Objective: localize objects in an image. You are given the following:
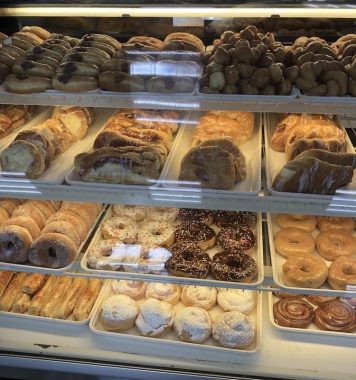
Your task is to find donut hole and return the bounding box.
[342,265,355,276]
[117,223,125,230]
[48,247,57,258]
[6,241,15,253]
[331,239,343,249]
[300,265,309,273]
[153,230,162,236]
[290,239,301,244]
[182,251,193,261]
[227,256,241,268]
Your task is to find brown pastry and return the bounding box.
[0,271,14,299]
[0,272,28,311]
[22,273,48,295]
[72,278,102,321]
[273,297,315,328]
[2,216,41,240]
[12,292,31,313]
[28,275,56,316]
[0,225,33,263]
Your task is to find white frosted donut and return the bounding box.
[111,280,147,300]
[174,307,212,344]
[112,205,146,222]
[138,222,175,248]
[145,207,178,223]
[135,298,174,337]
[217,289,255,315]
[212,311,255,349]
[101,216,139,243]
[86,239,123,269]
[145,282,181,305]
[181,285,217,310]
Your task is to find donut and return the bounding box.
[273,298,315,328]
[328,256,356,290]
[41,221,81,247]
[86,239,124,270]
[211,252,258,283]
[12,60,55,78]
[52,74,98,92]
[11,31,43,45]
[217,289,255,315]
[276,214,317,232]
[306,295,337,306]
[0,52,16,67]
[0,225,33,263]
[101,216,139,243]
[217,226,256,254]
[44,38,71,50]
[82,34,121,50]
[176,208,213,225]
[127,36,164,50]
[164,32,205,54]
[315,299,356,332]
[146,76,195,94]
[212,311,255,349]
[0,199,22,215]
[174,307,212,344]
[3,216,41,240]
[274,227,315,257]
[27,200,55,219]
[28,46,63,62]
[181,285,217,310]
[57,62,100,78]
[145,282,180,305]
[60,202,97,229]
[28,232,77,268]
[4,74,51,93]
[112,205,146,222]
[46,211,88,242]
[79,40,115,56]
[138,222,175,248]
[62,52,105,67]
[175,222,215,250]
[48,34,79,47]
[165,243,211,279]
[12,203,47,229]
[145,207,178,223]
[1,45,26,58]
[213,210,257,229]
[111,280,147,300]
[66,46,111,60]
[282,254,328,288]
[21,26,51,40]
[99,71,146,92]
[3,36,33,51]
[317,216,355,232]
[316,230,356,261]
[0,206,10,224]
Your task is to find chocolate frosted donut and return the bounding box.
[273,298,315,328]
[211,252,257,283]
[175,222,216,250]
[217,226,256,254]
[176,208,213,225]
[213,210,257,228]
[166,243,211,278]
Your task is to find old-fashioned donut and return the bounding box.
[0,225,33,263]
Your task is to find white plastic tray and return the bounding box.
[65,111,188,189]
[80,206,264,289]
[268,293,356,338]
[267,213,356,297]
[264,113,356,199]
[159,112,262,195]
[0,108,114,185]
[89,281,262,354]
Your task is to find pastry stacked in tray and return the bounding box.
[178,111,254,190]
[0,270,102,321]
[272,213,356,290]
[85,205,259,283]
[0,105,38,140]
[272,293,356,333]
[0,200,101,269]
[0,198,23,225]
[0,106,93,179]
[95,280,257,349]
[74,108,179,184]
[270,113,356,195]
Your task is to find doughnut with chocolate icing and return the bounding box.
[176,208,213,225]
[213,210,257,228]
[175,222,216,250]
[217,226,256,254]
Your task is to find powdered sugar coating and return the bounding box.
[145,282,181,305]
[112,280,147,300]
[217,289,255,315]
[181,285,217,310]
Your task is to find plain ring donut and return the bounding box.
[317,216,355,232]
[274,227,315,257]
[316,230,356,261]
[328,256,356,290]
[0,225,33,263]
[276,214,317,232]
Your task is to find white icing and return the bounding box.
[101,294,138,323]
[112,280,147,300]
[181,285,217,310]
[145,282,180,305]
[217,289,255,315]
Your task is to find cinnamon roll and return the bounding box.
[273,298,315,328]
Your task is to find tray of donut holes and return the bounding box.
[264,113,356,198]
[269,293,356,338]
[160,111,262,194]
[268,213,356,297]
[0,270,105,326]
[89,280,261,354]
[0,200,104,273]
[0,107,114,184]
[81,205,264,289]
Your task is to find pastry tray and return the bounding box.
[80,206,264,289]
[159,112,262,195]
[0,108,114,185]
[89,281,262,354]
[264,113,356,199]
[267,213,356,297]
[268,293,356,339]
[296,88,356,104]
[0,205,106,274]
[65,111,188,190]
[0,278,106,326]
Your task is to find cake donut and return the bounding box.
[175,222,216,250]
[274,227,315,257]
[217,289,255,315]
[217,226,256,254]
[276,214,317,232]
[316,230,356,261]
[0,225,33,263]
[138,222,175,248]
[101,216,139,243]
[212,311,255,349]
[111,280,147,300]
[213,210,257,229]
[145,282,180,305]
[112,205,146,222]
[174,307,212,343]
[82,34,121,51]
[211,252,258,283]
[145,207,178,223]
[28,232,77,268]
[176,208,213,225]
[60,202,98,229]
[52,74,98,92]
[0,199,21,216]
[317,216,355,232]
[12,203,47,229]
[165,243,211,278]
[4,74,51,94]
[0,208,9,224]
[41,221,81,247]
[181,285,217,310]
[46,211,88,242]
[3,216,41,240]
[273,298,315,328]
[328,256,356,290]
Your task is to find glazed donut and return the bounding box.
[282,254,328,288]
[145,282,181,305]
[44,38,71,50]
[48,34,79,47]
[29,46,63,62]
[21,26,50,40]
[79,40,115,56]
[112,205,146,222]
[213,210,257,229]
[328,256,356,290]
[211,252,258,283]
[82,34,121,51]
[57,62,100,78]
[12,31,43,45]
[3,36,33,51]
[28,232,77,268]
[13,203,47,229]
[12,60,54,78]
[3,216,41,240]
[15,54,59,70]
[138,222,175,248]
[306,295,337,306]
[274,227,315,257]
[317,216,355,232]
[52,74,98,92]
[147,76,195,94]
[0,225,33,263]
[175,222,215,250]
[0,207,9,224]
[26,200,55,219]
[60,202,98,228]
[46,211,88,242]
[4,74,51,93]
[111,280,147,300]
[212,311,255,349]
[66,46,111,60]
[101,216,139,243]
[174,307,212,344]
[181,285,217,310]
[164,32,205,54]
[273,298,315,328]
[63,52,105,67]
[0,199,21,215]
[99,71,146,92]
[41,221,81,247]
[217,226,256,254]
[165,243,211,279]
[315,299,356,332]
[217,289,255,315]
[176,208,213,225]
[276,214,317,232]
[316,230,356,261]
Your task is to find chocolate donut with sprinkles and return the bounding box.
[176,208,213,225]
[217,226,256,254]
[175,222,216,250]
[213,210,257,229]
